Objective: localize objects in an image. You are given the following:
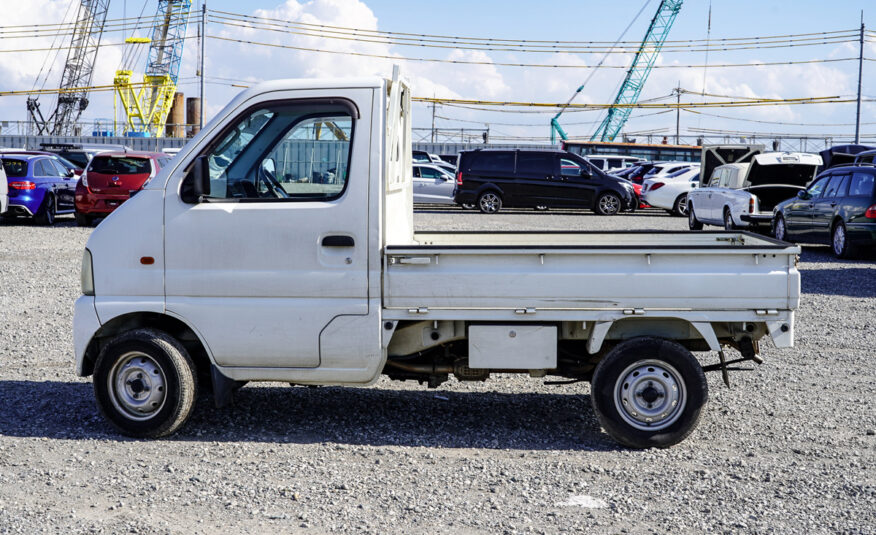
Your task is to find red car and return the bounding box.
[74,151,170,226]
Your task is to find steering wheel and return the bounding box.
[257,162,288,198]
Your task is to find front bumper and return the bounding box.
[73,295,101,376]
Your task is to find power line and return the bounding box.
[204,34,864,70]
[209,8,858,47]
[205,13,861,54]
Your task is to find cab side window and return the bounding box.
[560,158,582,178]
[848,172,875,197]
[200,103,353,201]
[807,176,828,198]
[823,174,847,198]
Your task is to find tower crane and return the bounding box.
[114,0,191,137]
[550,0,683,143]
[27,0,111,136]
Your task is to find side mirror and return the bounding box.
[66,169,77,177]
[579,167,592,178]
[181,155,210,203]
[797,190,810,200]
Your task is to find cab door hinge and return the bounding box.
[623,308,645,316]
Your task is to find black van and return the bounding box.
[452,149,636,214]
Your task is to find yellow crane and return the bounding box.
[114,0,191,137]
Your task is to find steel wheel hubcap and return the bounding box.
[614,359,686,431]
[833,225,845,254]
[600,195,619,214]
[480,194,499,212]
[109,351,167,420]
[776,219,785,240]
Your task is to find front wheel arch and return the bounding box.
[82,312,212,386]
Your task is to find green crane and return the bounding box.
[550,0,684,143]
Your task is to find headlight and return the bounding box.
[81,248,95,296]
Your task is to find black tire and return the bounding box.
[74,211,92,227]
[460,203,476,210]
[672,193,689,217]
[688,204,703,230]
[477,191,502,214]
[831,221,856,259]
[723,208,735,231]
[34,194,56,226]
[594,192,622,215]
[590,337,708,449]
[93,328,198,438]
[773,214,790,242]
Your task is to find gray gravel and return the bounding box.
[1,208,874,534]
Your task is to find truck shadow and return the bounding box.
[0,380,620,451]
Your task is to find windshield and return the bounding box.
[57,151,90,168]
[89,156,152,175]
[1,159,28,177]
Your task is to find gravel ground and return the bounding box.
[1,208,874,534]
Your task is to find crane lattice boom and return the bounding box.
[591,0,683,142]
[27,0,111,136]
[115,0,191,137]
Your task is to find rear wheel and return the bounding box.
[672,194,689,217]
[460,203,475,210]
[774,214,789,242]
[723,208,735,231]
[93,328,197,438]
[832,221,855,259]
[477,191,502,214]
[594,192,621,215]
[688,204,703,230]
[74,211,92,227]
[590,337,708,449]
[34,194,56,226]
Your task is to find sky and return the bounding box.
[1,0,875,147]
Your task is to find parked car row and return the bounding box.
[1,145,171,227]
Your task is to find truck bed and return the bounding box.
[384,231,800,318]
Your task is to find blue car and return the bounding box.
[1,155,77,225]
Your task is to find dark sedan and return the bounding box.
[772,165,876,258]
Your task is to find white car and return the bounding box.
[641,162,696,181]
[0,162,7,215]
[413,163,455,204]
[642,166,701,216]
[688,152,822,231]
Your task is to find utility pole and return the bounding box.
[676,82,681,145]
[854,11,864,144]
[199,1,206,130]
[430,100,437,143]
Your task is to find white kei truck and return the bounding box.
[74,72,801,448]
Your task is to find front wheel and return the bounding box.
[590,337,708,449]
[477,191,502,214]
[594,192,621,215]
[688,204,703,230]
[93,329,198,438]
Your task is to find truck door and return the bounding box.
[163,92,372,368]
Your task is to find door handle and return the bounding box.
[322,235,354,247]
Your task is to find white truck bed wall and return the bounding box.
[385,231,799,315]
[382,67,415,247]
